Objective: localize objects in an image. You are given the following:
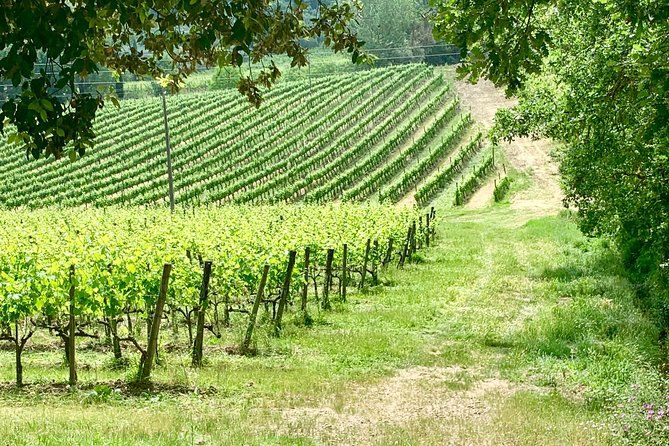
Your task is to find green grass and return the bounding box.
[0,203,664,445]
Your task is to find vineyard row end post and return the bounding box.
[274,251,297,336]
[140,263,172,381]
[242,264,270,354]
[192,260,213,367]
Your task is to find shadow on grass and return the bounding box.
[0,379,218,398]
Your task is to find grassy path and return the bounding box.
[2,200,661,445]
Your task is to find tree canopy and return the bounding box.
[0,0,368,161]
[433,0,669,288]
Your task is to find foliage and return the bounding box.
[432,0,551,93]
[493,176,511,203]
[0,0,369,161]
[432,0,669,288]
[413,133,483,206]
[342,94,458,201]
[211,53,363,90]
[355,0,454,65]
[378,112,473,203]
[355,0,421,57]
[453,151,494,206]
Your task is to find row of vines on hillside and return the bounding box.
[0,64,490,209]
[0,64,465,209]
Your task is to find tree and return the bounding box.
[355,0,449,64]
[355,0,421,58]
[0,0,369,161]
[432,0,669,291]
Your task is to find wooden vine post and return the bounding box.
[140,263,172,381]
[372,240,379,285]
[192,261,213,367]
[242,264,270,354]
[274,251,297,336]
[68,264,77,387]
[341,244,348,302]
[398,226,411,268]
[431,209,437,240]
[301,247,310,312]
[383,237,394,267]
[322,248,334,310]
[425,213,431,247]
[360,239,371,289]
[161,90,175,213]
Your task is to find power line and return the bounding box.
[27,44,459,67]
[309,43,458,53]
[372,52,460,62]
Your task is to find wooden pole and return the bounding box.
[192,261,213,367]
[341,244,348,302]
[301,247,310,312]
[360,239,371,289]
[68,264,77,387]
[161,90,175,213]
[242,264,270,353]
[322,248,334,310]
[274,251,297,336]
[372,240,379,285]
[141,263,172,381]
[398,226,411,268]
[383,237,394,267]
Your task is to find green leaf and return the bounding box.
[40,99,54,112]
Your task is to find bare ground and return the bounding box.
[276,366,528,445]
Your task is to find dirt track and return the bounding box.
[453,76,564,214]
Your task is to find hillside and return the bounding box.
[0,64,491,208]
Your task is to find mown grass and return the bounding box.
[0,202,665,445]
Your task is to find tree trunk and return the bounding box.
[140,263,172,381]
[15,344,23,387]
[110,317,122,360]
[192,261,212,367]
[14,323,22,387]
[242,264,270,353]
[274,251,297,336]
[301,247,310,311]
[68,264,77,387]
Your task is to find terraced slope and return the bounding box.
[0,64,491,208]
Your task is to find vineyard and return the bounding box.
[0,64,500,388]
[0,205,437,386]
[0,64,493,209]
